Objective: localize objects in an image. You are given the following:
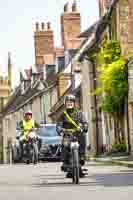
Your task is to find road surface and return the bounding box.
[0,161,133,200]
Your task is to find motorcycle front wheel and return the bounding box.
[72,148,79,184]
[32,142,38,164]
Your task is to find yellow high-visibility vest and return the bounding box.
[22,119,35,131]
[63,110,80,130]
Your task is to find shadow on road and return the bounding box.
[86,162,111,167]
[87,172,133,187]
[33,170,133,188]
[32,180,92,188]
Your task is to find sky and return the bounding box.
[0,0,99,87]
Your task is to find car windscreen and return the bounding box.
[38,126,58,137]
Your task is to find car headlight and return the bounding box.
[42,144,49,149]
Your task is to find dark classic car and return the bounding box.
[37,124,62,160]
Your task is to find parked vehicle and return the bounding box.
[37,124,62,161]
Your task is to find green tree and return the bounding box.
[91,40,128,144]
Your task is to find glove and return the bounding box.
[56,126,63,135]
[83,123,88,133]
[77,126,83,133]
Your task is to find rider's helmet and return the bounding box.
[64,94,76,105]
[24,110,32,118]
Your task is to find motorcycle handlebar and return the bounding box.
[23,128,40,132]
[58,127,84,136]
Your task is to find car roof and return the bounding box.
[41,123,56,127]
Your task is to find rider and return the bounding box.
[56,94,88,178]
[19,110,40,159]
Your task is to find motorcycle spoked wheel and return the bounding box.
[25,146,31,164]
[72,148,80,184]
[32,142,38,164]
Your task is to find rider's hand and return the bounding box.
[77,126,83,133]
[57,126,63,134]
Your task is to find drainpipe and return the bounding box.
[126,96,131,154]
[91,59,99,155]
[127,61,132,154]
[71,60,74,91]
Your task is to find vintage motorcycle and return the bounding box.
[22,129,39,164]
[59,125,85,184]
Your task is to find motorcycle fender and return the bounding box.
[71,142,79,149]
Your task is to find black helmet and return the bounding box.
[64,94,76,104]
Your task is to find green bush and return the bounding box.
[112,142,127,152]
[91,40,128,115]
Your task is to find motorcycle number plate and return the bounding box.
[71,142,79,148]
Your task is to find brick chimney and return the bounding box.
[61,1,81,49]
[34,22,55,67]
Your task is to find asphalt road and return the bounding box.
[0,161,133,200]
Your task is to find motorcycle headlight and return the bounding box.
[63,138,69,146]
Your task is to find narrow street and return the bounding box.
[0,162,133,199]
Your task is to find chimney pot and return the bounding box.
[47,22,51,30]
[41,22,45,30]
[64,2,69,12]
[35,22,39,31]
[72,1,78,12]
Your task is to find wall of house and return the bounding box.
[128,58,133,153]
[81,59,98,155]
[42,92,51,123]
[32,97,42,123]
[2,113,16,163]
[97,0,130,152]
[128,0,133,54]
[50,86,58,109]
[116,0,129,55]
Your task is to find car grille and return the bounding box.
[40,144,61,157]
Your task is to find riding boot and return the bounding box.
[79,167,85,178]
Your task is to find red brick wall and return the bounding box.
[34,22,54,65]
[61,2,81,49]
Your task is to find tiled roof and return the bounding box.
[49,86,72,116]
[79,0,119,59]
[24,68,32,79]
[79,22,99,38]
[2,80,55,116]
